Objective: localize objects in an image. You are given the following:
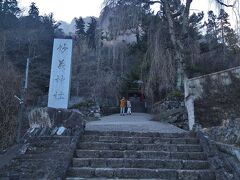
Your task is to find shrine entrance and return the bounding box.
[127,80,146,113]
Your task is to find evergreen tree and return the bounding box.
[0,0,3,12]
[217,9,231,44]
[28,2,39,19]
[42,13,59,32]
[188,12,204,39]
[206,9,235,48]
[216,9,239,52]
[205,10,219,50]
[1,0,20,29]
[75,17,86,39]
[0,0,3,26]
[206,11,218,40]
[225,28,240,52]
[86,17,97,49]
[2,0,20,16]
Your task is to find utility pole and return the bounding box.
[25,58,30,89]
[16,58,29,143]
[16,56,39,143]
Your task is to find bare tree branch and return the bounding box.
[215,0,235,7]
[143,0,162,5]
[149,0,161,4]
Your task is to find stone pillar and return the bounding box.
[184,79,195,130]
[185,97,195,130]
[48,39,73,109]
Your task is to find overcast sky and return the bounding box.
[18,0,234,23]
[19,0,104,23]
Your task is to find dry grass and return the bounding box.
[0,62,20,150]
[28,108,53,128]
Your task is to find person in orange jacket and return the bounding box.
[120,97,126,116]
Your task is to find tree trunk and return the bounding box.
[163,0,193,91]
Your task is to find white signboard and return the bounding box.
[48,39,73,109]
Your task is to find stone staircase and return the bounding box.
[0,136,76,179]
[66,131,216,179]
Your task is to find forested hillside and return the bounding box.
[1,0,240,149]
[73,0,240,104]
[0,0,64,149]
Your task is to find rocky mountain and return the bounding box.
[59,17,93,35]
[98,6,137,45]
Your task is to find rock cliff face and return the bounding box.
[59,8,138,45]
[59,17,92,35]
[98,6,137,45]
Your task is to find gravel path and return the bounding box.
[86,113,186,133]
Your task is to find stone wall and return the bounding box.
[197,131,240,179]
[0,108,86,179]
[184,66,240,130]
[151,95,189,130]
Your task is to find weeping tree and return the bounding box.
[103,0,150,41]
[103,0,239,93]
[103,0,193,91]
[87,1,150,105]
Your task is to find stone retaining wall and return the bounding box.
[197,131,240,179]
[184,66,240,130]
[0,108,86,179]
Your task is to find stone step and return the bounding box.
[15,152,69,160]
[84,131,195,138]
[81,135,199,144]
[78,142,202,152]
[27,141,72,148]
[0,174,33,180]
[66,178,165,180]
[27,136,73,145]
[67,167,215,179]
[75,150,207,160]
[28,136,72,141]
[72,158,210,170]
[24,146,71,155]
[66,178,119,180]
